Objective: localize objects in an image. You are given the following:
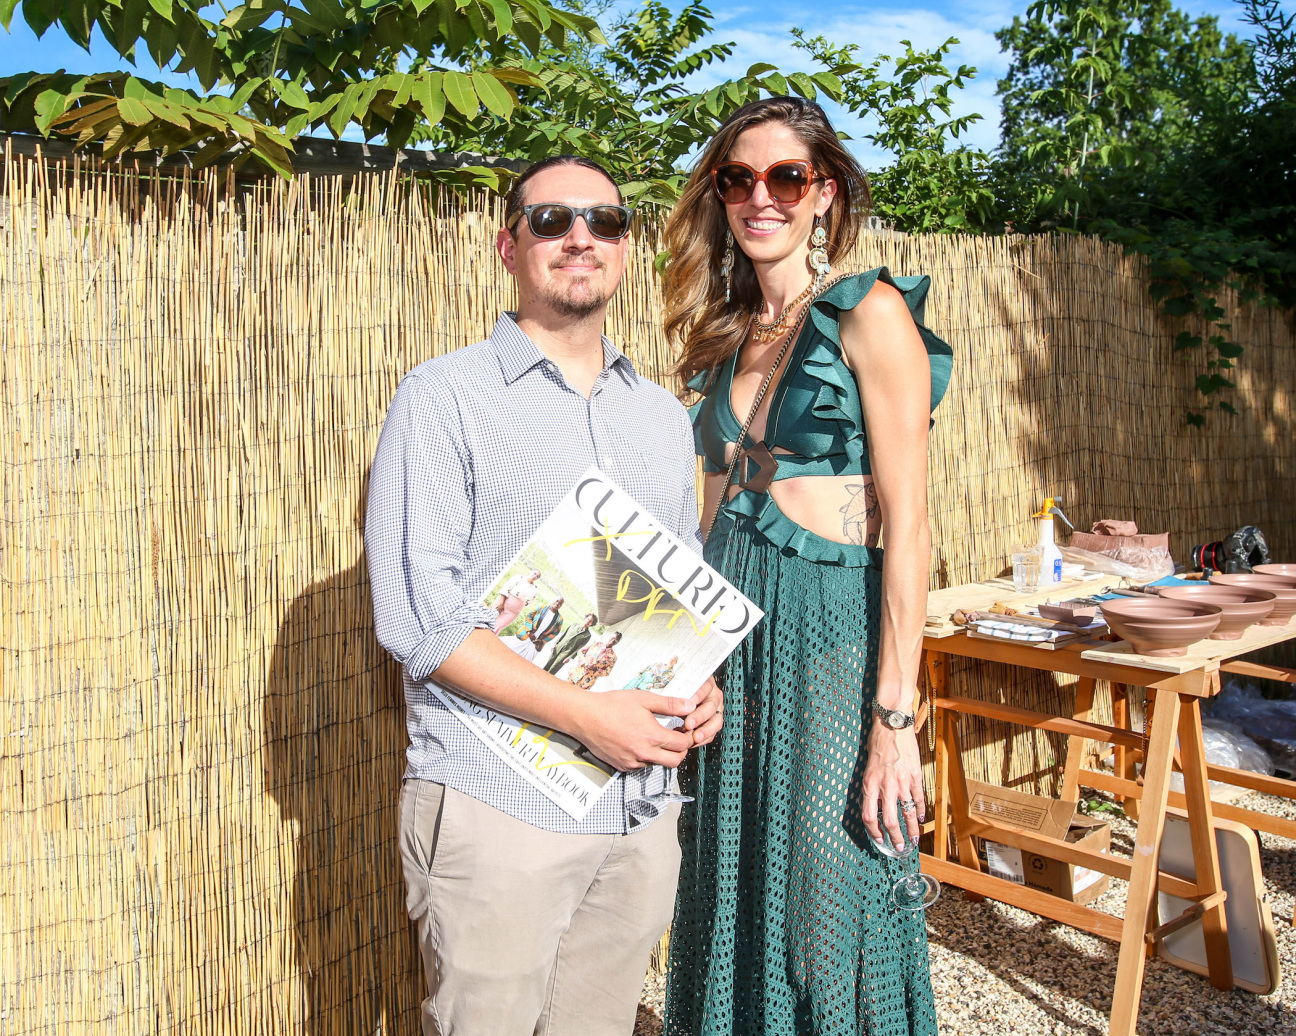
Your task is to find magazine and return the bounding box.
[429,466,763,820]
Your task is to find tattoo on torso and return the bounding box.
[840,481,880,547]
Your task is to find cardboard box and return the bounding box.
[966,779,1112,904]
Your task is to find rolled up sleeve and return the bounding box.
[365,373,497,680]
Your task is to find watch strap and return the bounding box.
[871,700,916,729]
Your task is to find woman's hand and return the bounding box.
[684,676,724,746]
[861,719,926,850]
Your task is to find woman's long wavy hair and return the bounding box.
[664,97,870,391]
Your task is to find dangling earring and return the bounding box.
[808,216,831,286]
[721,229,735,303]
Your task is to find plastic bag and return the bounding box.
[1061,544,1174,583]
[1170,727,1240,793]
[1202,716,1275,776]
[1206,680,1296,773]
[1208,680,1267,722]
[1254,738,1296,775]
[1169,723,1275,792]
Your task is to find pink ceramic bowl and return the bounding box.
[1099,597,1222,656]
[1038,602,1099,624]
[1156,585,1277,640]
[1208,573,1296,625]
[1254,563,1296,579]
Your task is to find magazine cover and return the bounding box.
[429,467,763,820]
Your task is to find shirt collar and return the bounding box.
[490,312,637,386]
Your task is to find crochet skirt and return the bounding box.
[665,499,938,1036]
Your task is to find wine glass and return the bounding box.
[634,770,695,806]
[869,801,941,911]
[632,688,697,805]
[632,713,694,805]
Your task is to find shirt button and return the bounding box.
[602,456,615,468]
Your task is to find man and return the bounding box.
[365,154,721,1036]
[543,611,598,674]
[519,595,565,652]
[506,596,565,663]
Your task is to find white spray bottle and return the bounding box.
[1031,497,1074,586]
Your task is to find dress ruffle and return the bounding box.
[808,268,954,415]
[696,266,954,568]
[718,490,883,569]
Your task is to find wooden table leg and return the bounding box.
[1109,685,1181,1036]
[926,651,951,861]
[1060,676,1098,802]
[1175,693,1233,989]
[941,695,982,876]
[1110,683,1142,820]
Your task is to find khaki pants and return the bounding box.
[398,780,681,1036]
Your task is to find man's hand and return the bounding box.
[570,689,697,771]
[684,676,723,746]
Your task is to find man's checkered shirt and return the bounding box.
[365,312,703,834]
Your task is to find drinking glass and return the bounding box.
[641,769,694,805]
[1011,546,1042,594]
[627,767,694,807]
[869,802,942,911]
[631,707,695,806]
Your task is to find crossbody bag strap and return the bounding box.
[702,272,855,539]
[703,302,812,538]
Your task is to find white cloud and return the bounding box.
[661,0,1264,168]
[671,4,1015,167]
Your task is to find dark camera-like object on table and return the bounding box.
[1191,525,1271,574]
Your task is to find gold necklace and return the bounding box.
[751,281,816,343]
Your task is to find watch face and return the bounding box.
[888,711,905,729]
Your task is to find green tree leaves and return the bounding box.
[996,0,1296,422]
[0,0,600,171]
[793,31,998,233]
[425,1,846,206]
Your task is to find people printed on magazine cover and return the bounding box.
[567,631,622,689]
[543,611,599,674]
[505,596,566,662]
[492,568,541,632]
[623,656,679,692]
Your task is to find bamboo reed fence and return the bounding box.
[2,144,1294,1034]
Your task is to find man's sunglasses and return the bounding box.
[710,160,821,205]
[507,203,634,241]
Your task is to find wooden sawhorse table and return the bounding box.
[919,620,1296,1036]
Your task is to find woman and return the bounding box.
[663,96,953,1036]
[492,569,541,633]
[566,632,622,690]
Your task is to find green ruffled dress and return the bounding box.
[665,269,954,1036]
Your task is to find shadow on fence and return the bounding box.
[263,478,422,1035]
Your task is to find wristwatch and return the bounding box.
[871,700,916,730]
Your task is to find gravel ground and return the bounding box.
[636,790,1296,1035]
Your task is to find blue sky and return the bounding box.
[0,0,1256,168]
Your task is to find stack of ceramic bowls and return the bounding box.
[1156,584,1277,639]
[1208,571,1296,625]
[1099,597,1223,657]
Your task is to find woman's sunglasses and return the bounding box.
[507,203,634,241]
[710,160,821,205]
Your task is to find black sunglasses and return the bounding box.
[507,203,634,241]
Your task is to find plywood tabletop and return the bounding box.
[925,575,1120,638]
[1080,618,1296,674]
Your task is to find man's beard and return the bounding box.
[542,256,611,318]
